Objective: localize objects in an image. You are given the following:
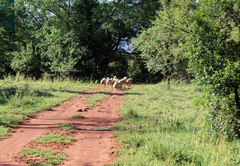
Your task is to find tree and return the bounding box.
[90,0,162,77]
[13,0,94,77]
[131,0,186,88]
[177,0,240,138]
[12,0,161,80]
[0,0,15,77]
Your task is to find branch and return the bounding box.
[48,7,70,31]
[109,6,115,16]
[67,0,71,21]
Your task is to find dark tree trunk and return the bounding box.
[167,77,170,89]
[101,57,110,76]
[234,86,240,109]
[234,86,240,118]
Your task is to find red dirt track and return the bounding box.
[0,87,127,166]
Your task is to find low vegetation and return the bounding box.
[1,74,240,165]
[0,74,98,139]
[18,147,66,165]
[17,133,72,165]
[86,88,112,108]
[70,114,84,119]
[31,132,76,145]
[111,81,240,165]
[3,0,240,165]
[56,122,80,132]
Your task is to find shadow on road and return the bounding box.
[81,89,142,96]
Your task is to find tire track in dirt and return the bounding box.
[0,87,127,166]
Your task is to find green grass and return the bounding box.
[56,122,80,132]
[86,88,112,108]
[0,126,11,139]
[31,133,77,145]
[18,131,76,165]
[0,75,99,139]
[18,147,66,165]
[110,81,240,166]
[70,114,84,119]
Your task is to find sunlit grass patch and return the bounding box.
[111,81,240,165]
[31,133,76,145]
[0,126,11,139]
[86,89,111,108]
[56,122,80,132]
[70,114,84,119]
[18,147,66,165]
[0,114,24,126]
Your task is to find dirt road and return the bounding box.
[0,87,126,166]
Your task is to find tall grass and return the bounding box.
[0,74,99,139]
[111,80,240,165]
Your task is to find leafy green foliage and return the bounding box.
[132,0,187,87]
[0,0,16,77]
[38,26,82,77]
[176,0,240,138]
[9,0,162,81]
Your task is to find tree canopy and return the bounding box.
[175,0,240,138]
[131,0,240,138]
[0,0,15,75]
[131,0,187,87]
[4,0,161,80]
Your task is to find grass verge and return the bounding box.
[0,75,99,139]
[111,81,240,165]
